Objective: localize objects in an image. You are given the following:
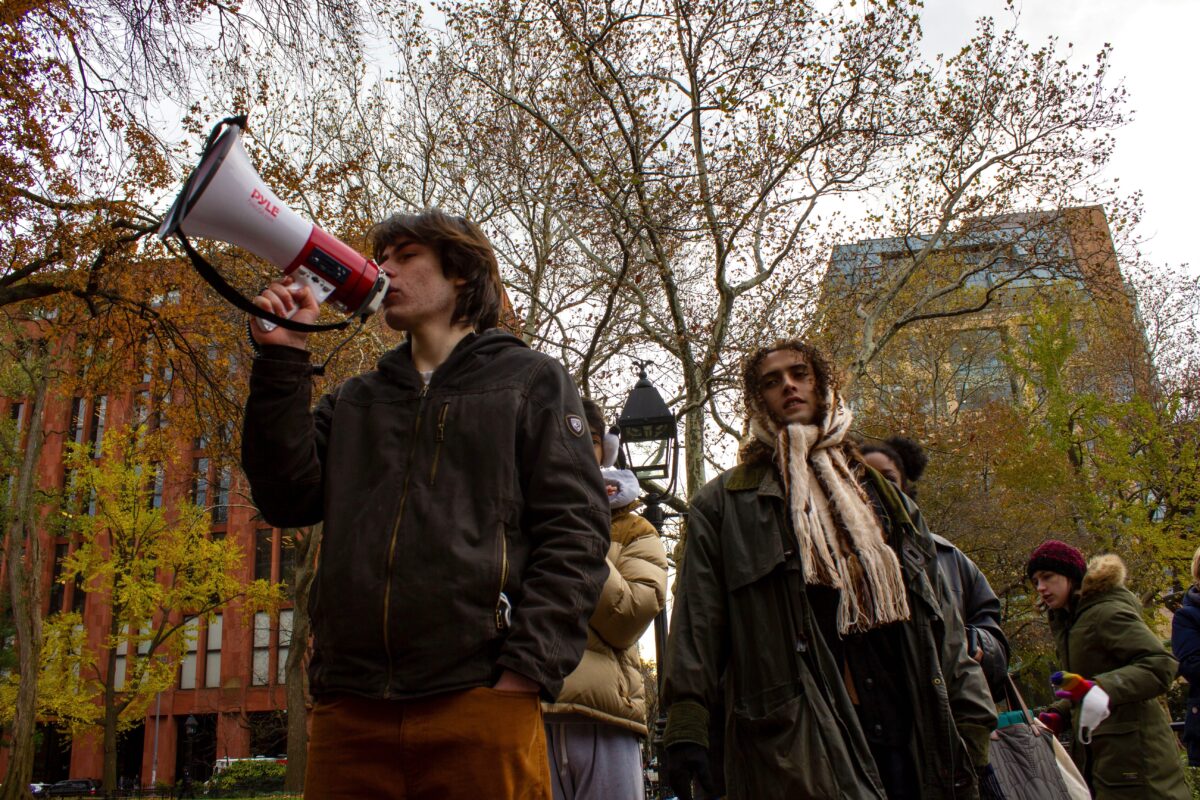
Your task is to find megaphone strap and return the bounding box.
[175,234,354,333]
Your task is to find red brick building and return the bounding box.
[3,368,296,789]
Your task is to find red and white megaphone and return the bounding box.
[159,115,386,332]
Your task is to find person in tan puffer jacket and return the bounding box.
[543,399,669,800]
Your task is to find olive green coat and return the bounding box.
[1048,554,1188,799]
[662,461,995,799]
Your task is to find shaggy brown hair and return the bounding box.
[368,209,502,332]
[741,339,840,424]
[737,340,842,464]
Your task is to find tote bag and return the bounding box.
[988,676,1090,800]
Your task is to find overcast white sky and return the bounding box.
[921,0,1199,276]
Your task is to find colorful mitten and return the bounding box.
[1050,671,1094,703]
[1037,711,1065,734]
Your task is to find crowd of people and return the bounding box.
[241,208,1191,799]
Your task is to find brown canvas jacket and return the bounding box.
[241,330,611,702]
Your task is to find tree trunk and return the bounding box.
[0,370,49,800]
[283,524,320,793]
[102,612,123,796]
[683,388,708,500]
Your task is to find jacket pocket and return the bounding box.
[493,524,510,631]
[429,401,450,485]
[1089,720,1145,788]
[731,685,840,797]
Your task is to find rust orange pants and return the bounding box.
[304,687,552,799]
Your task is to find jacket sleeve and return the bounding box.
[1171,607,1200,684]
[1092,603,1178,705]
[240,345,335,528]
[954,548,1011,695]
[497,358,610,700]
[662,492,728,750]
[910,504,996,768]
[590,514,668,651]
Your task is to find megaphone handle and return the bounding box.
[257,267,336,332]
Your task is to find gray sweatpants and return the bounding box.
[545,717,646,800]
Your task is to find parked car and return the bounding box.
[39,778,100,796]
[28,784,49,798]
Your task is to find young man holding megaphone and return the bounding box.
[241,209,611,799]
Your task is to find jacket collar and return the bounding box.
[724,460,784,499]
[376,328,527,388]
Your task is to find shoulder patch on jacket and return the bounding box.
[565,414,585,437]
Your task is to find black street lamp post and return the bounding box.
[618,364,679,799]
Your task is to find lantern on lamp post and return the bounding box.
[617,363,678,797]
[617,365,678,485]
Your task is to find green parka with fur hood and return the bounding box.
[1048,554,1188,799]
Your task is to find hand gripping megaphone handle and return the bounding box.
[256,267,339,333]
[175,234,357,333]
[161,114,385,334]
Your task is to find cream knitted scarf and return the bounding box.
[750,392,910,634]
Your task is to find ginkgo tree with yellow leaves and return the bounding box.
[5,425,283,794]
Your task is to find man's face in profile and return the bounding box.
[377,238,464,332]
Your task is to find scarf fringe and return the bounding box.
[755,405,911,635]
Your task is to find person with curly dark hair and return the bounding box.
[861,437,1009,699]
[661,339,999,800]
[861,436,928,498]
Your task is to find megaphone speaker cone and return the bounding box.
[160,116,385,328]
[171,130,314,267]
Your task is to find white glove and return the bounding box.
[1077,684,1111,744]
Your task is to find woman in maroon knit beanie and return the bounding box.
[1027,539,1189,798]
[1026,539,1087,607]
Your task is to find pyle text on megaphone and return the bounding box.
[158,115,387,333]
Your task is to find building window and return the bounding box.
[133,390,152,430]
[191,457,209,508]
[252,612,271,686]
[70,573,86,614]
[280,535,296,593]
[211,467,230,524]
[179,616,199,690]
[114,625,128,691]
[205,614,222,689]
[10,401,25,432]
[277,610,293,684]
[149,464,164,510]
[48,543,68,613]
[68,397,87,444]
[254,529,274,582]
[88,396,106,457]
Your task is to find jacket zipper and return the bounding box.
[495,532,510,630]
[429,402,449,485]
[382,383,429,695]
